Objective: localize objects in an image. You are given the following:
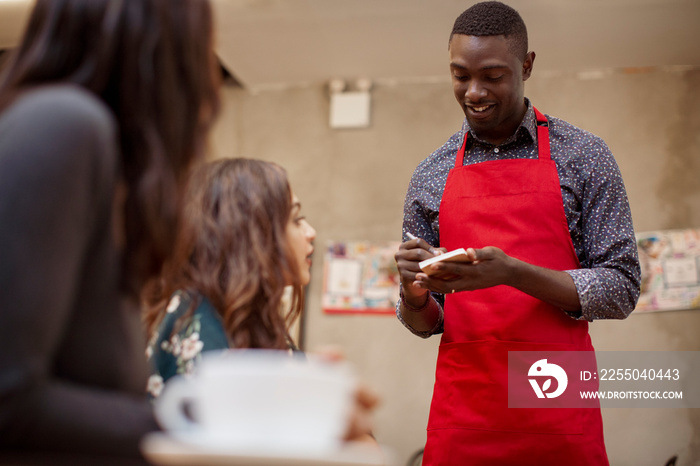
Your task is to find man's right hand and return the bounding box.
[394,236,445,308]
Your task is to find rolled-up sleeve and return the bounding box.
[395,136,459,337]
[565,138,641,320]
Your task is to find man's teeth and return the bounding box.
[473,106,489,112]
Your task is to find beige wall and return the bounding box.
[210,67,700,466]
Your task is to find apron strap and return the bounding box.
[455,130,468,168]
[534,107,551,161]
[454,106,551,168]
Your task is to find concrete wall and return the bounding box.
[209,66,700,466]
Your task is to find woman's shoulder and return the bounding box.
[156,291,228,332]
[146,291,230,396]
[0,84,118,174]
[0,84,121,233]
[3,84,116,139]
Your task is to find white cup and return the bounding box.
[153,349,356,453]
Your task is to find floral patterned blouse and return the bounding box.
[145,290,230,399]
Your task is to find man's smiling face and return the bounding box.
[449,34,534,146]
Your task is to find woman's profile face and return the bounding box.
[286,193,316,286]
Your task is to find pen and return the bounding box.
[405,232,440,255]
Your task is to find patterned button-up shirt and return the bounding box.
[397,100,641,337]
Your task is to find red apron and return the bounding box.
[422,109,608,465]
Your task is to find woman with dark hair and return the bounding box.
[143,158,315,388]
[0,0,220,462]
[143,158,378,444]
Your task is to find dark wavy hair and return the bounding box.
[143,158,304,350]
[0,0,221,298]
[450,1,528,60]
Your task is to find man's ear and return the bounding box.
[522,51,536,81]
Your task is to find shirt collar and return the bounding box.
[460,98,537,147]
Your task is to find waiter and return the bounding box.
[394,2,640,465]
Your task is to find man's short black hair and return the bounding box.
[450,1,528,60]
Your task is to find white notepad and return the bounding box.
[419,248,471,274]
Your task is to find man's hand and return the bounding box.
[394,237,446,333]
[414,246,510,294]
[394,236,446,308]
[412,246,581,312]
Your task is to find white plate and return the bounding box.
[140,432,394,466]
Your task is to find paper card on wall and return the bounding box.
[662,257,699,287]
[322,241,401,315]
[327,258,362,296]
[636,228,700,312]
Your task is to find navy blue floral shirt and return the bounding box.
[397,100,641,337]
[145,291,230,399]
[145,290,300,399]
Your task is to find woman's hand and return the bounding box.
[343,383,380,442]
[312,346,380,443]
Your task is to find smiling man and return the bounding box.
[394,2,640,465]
